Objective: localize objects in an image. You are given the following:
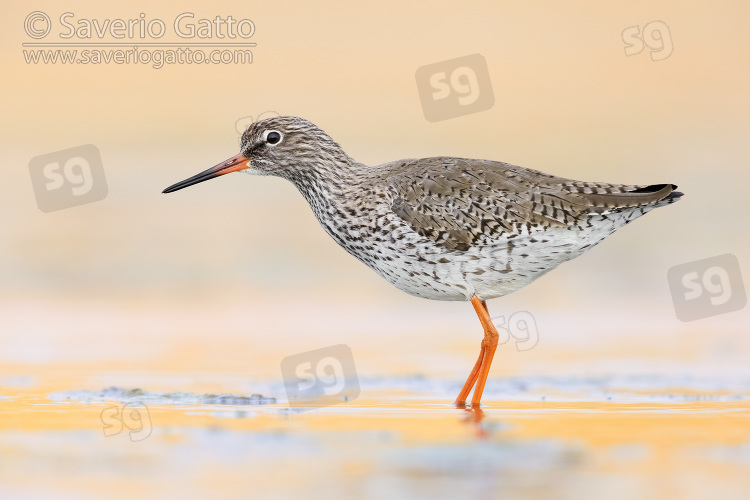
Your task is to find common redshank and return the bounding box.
[163,116,682,407]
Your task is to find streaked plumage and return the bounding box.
[224,117,680,301]
[163,115,683,406]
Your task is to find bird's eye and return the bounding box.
[263,130,282,145]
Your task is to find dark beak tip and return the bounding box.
[162,152,250,195]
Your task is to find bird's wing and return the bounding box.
[385,157,677,252]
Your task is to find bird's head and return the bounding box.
[163,116,349,193]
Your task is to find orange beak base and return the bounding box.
[162,153,251,193]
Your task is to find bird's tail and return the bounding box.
[583,183,683,210]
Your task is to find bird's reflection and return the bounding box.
[455,402,488,438]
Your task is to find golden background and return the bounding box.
[1,1,749,499]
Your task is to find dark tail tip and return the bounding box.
[668,189,684,201]
[630,183,677,194]
[632,183,683,202]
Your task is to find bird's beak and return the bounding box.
[162,152,251,193]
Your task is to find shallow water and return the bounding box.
[2,372,749,500]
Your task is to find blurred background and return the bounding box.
[2,1,749,499]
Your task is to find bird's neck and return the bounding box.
[285,156,362,201]
[282,156,365,228]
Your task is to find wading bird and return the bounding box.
[163,116,682,406]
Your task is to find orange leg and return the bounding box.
[454,343,484,406]
[454,296,499,407]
